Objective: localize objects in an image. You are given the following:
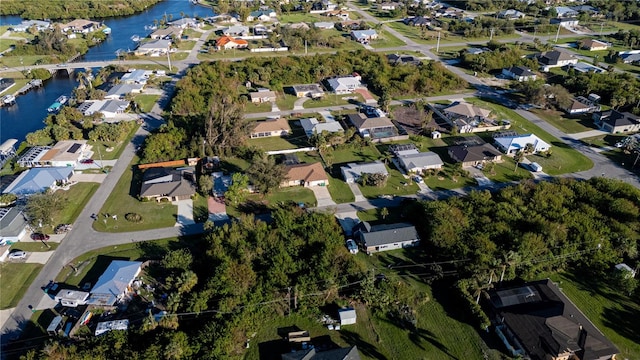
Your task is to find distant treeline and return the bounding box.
[0,0,162,20]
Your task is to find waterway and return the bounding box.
[0,0,209,144]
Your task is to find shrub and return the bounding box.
[125,213,143,223]
[0,193,17,205]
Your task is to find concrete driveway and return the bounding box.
[293,97,309,110]
[310,186,336,207]
[335,211,360,236]
[173,199,195,227]
[348,183,367,202]
[71,173,107,183]
[25,251,54,264]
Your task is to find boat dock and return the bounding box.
[16,79,43,95]
[0,139,18,169]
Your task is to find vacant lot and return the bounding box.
[530,109,596,134]
[0,263,43,309]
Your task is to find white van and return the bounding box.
[529,162,542,172]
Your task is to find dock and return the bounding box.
[16,79,43,95]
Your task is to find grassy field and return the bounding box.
[245,101,273,114]
[88,123,139,161]
[53,183,99,230]
[134,94,160,113]
[548,272,640,360]
[464,97,593,175]
[369,31,406,49]
[358,165,420,198]
[10,242,59,252]
[332,145,382,164]
[0,263,43,309]
[276,93,299,110]
[484,157,534,183]
[92,157,177,233]
[264,186,317,207]
[303,93,364,109]
[176,40,196,51]
[530,109,596,134]
[249,127,310,151]
[328,174,355,203]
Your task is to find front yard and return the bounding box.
[134,94,160,113]
[358,165,420,199]
[0,263,43,309]
[530,109,597,134]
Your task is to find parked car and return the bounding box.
[346,239,359,254]
[412,175,424,183]
[44,281,59,294]
[8,250,27,260]
[82,282,92,291]
[55,224,72,234]
[80,159,94,164]
[31,233,50,241]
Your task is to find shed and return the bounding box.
[338,308,357,325]
[46,316,64,335]
[615,263,636,278]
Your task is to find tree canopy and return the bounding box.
[0,0,162,20]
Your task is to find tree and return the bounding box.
[246,154,286,194]
[198,174,213,196]
[224,173,249,205]
[513,150,525,172]
[25,191,67,228]
[204,95,251,156]
[161,249,193,272]
[380,207,389,219]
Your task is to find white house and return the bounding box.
[250,118,291,138]
[340,161,388,184]
[314,22,335,30]
[2,167,74,196]
[34,140,89,168]
[0,207,28,245]
[326,75,362,94]
[299,117,344,138]
[351,29,378,43]
[615,263,636,278]
[247,9,277,22]
[223,25,250,36]
[88,261,142,306]
[60,19,101,34]
[134,39,172,56]
[282,162,328,187]
[494,134,551,155]
[497,9,525,19]
[168,17,201,29]
[397,151,444,173]
[55,290,90,307]
[10,20,51,32]
[120,69,152,84]
[95,320,129,336]
[105,83,144,100]
[537,50,578,71]
[249,89,277,103]
[77,100,130,118]
[338,308,357,325]
[502,66,537,82]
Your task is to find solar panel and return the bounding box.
[67,143,81,153]
[0,207,10,221]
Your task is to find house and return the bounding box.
[0,207,28,244]
[571,5,599,14]
[341,161,388,184]
[311,0,337,11]
[555,6,579,18]
[580,38,608,51]
[253,24,269,35]
[537,50,578,71]
[149,26,183,40]
[314,22,336,30]
[168,17,201,29]
[16,146,51,168]
[354,222,420,254]
[404,16,432,27]
[493,133,551,155]
[397,151,444,173]
[251,118,291,138]
[441,101,499,133]
[299,117,344,138]
[466,47,487,55]
[378,2,402,10]
[620,51,640,65]
[105,83,144,100]
[249,89,277,103]
[326,75,362,94]
[2,167,74,196]
[10,20,51,32]
[87,260,143,305]
[488,279,618,360]
[563,96,600,115]
[550,17,579,28]
[95,320,129,336]
[345,113,397,138]
[351,29,378,43]
[615,263,636,278]
[287,22,310,31]
[497,9,526,19]
[567,61,606,74]
[139,167,196,201]
[282,346,361,360]
[289,84,325,98]
[215,35,248,50]
[338,308,357,325]
[77,99,130,118]
[222,25,250,36]
[387,53,421,66]
[327,11,351,21]
[593,110,640,134]
[282,162,328,187]
[60,19,101,33]
[247,9,277,22]
[120,69,152,84]
[338,20,362,31]
[35,140,89,168]
[55,290,90,307]
[502,66,537,82]
[133,39,172,56]
[448,144,502,167]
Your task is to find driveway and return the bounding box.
[319,111,336,122]
[293,97,309,110]
[25,251,54,264]
[271,102,280,112]
[71,173,107,183]
[334,211,360,236]
[570,129,608,140]
[310,186,336,207]
[174,199,195,226]
[348,183,367,202]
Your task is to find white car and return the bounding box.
[346,239,359,254]
[412,175,424,183]
[8,251,26,260]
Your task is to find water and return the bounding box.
[0,0,211,143]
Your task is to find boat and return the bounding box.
[131,35,140,42]
[102,27,112,35]
[1,94,15,106]
[144,24,158,31]
[47,95,68,113]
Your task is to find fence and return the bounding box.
[266,147,316,155]
[137,158,199,169]
[250,47,289,53]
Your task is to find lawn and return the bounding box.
[278,12,326,23]
[50,183,100,231]
[358,165,420,198]
[276,93,299,110]
[264,186,317,207]
[134,94,160,113]
[0,55,61,67]
[482,158,533,183]
[193,194,209,223]
[303,93,364,109]
[92,157,177,233]
[220,157,252,173]
[245,101,273,114]
[580,134,626,149]
[0,263,43,309]
[327,174,355,203]
[357,207,403,225]
[332,145,381,164]
[463,97,593,175]
[548,271,640,360]
[249,129,310,151]
[530,109,597,134]
[10,242,59,252]
[176,40,196,51]
[88,123,139,161]
[369,31,407,49]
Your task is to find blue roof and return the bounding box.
[90,261,142,305]
[3,167,73,195]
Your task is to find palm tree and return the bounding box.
[75,71,92,90]
[500,250,520,283]
[513,150,524,172]
[380,207,389,220]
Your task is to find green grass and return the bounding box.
[0,55,60,67]
[88,123,139,161]
[93,157,177,233]
[369,31,406,49]
[530,109,597,134]
[55,182,99,227]
[357,207,404,225]
[332,145,381,164]
[303,93,364,109]
[483,158,533,183]
[327,174,355,203]
[10,242,59,252]
[276,93,299,110]
[580,134,626,149]
[244,101,273,114]
[193,194,209,223]
[548,271,640,360]
[0,263,43,309]
[249,132,310,151]
[176,40,196,51]
[264,186,317,207]
[169,52,189,61]
[463,97,593,175]
[134,94,160,113]
[358,165,420,198]
[279,12,326,23]
[0,39,17,53]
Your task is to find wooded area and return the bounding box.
[0,0,162,20]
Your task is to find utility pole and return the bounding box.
[305,40,307,55]
[599,22,604,37]
[436,31,441,53]
[167,49,172,72]
[489,28,494,41]
[554,23,561,43]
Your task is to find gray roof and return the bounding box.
[282,346,361,360]
[339,308,357,320]
[599,110,640,128]
[505,66,535,77]
[137,39,171,50]
[106,83,144,98]
[300,117,344,136]
[140,167,196,198]
[3,167,74,195]
[359,222,419,247]
[449,144,501,163]
[398,151,443,170]
[345,113,394,130]
[538,50,575,65]
[0,206,28,238]
[91,261,142,305]
[341,161,388,182]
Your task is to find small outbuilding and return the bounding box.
[338,308,357,325]
[615,263,636,278]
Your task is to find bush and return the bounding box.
[0,193,17,205]
[159,198,170,203]
[125,213,143,223]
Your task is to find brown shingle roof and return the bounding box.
[285,162,327,183]
[252,118,291,133]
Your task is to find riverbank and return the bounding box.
[0,0,163,20]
